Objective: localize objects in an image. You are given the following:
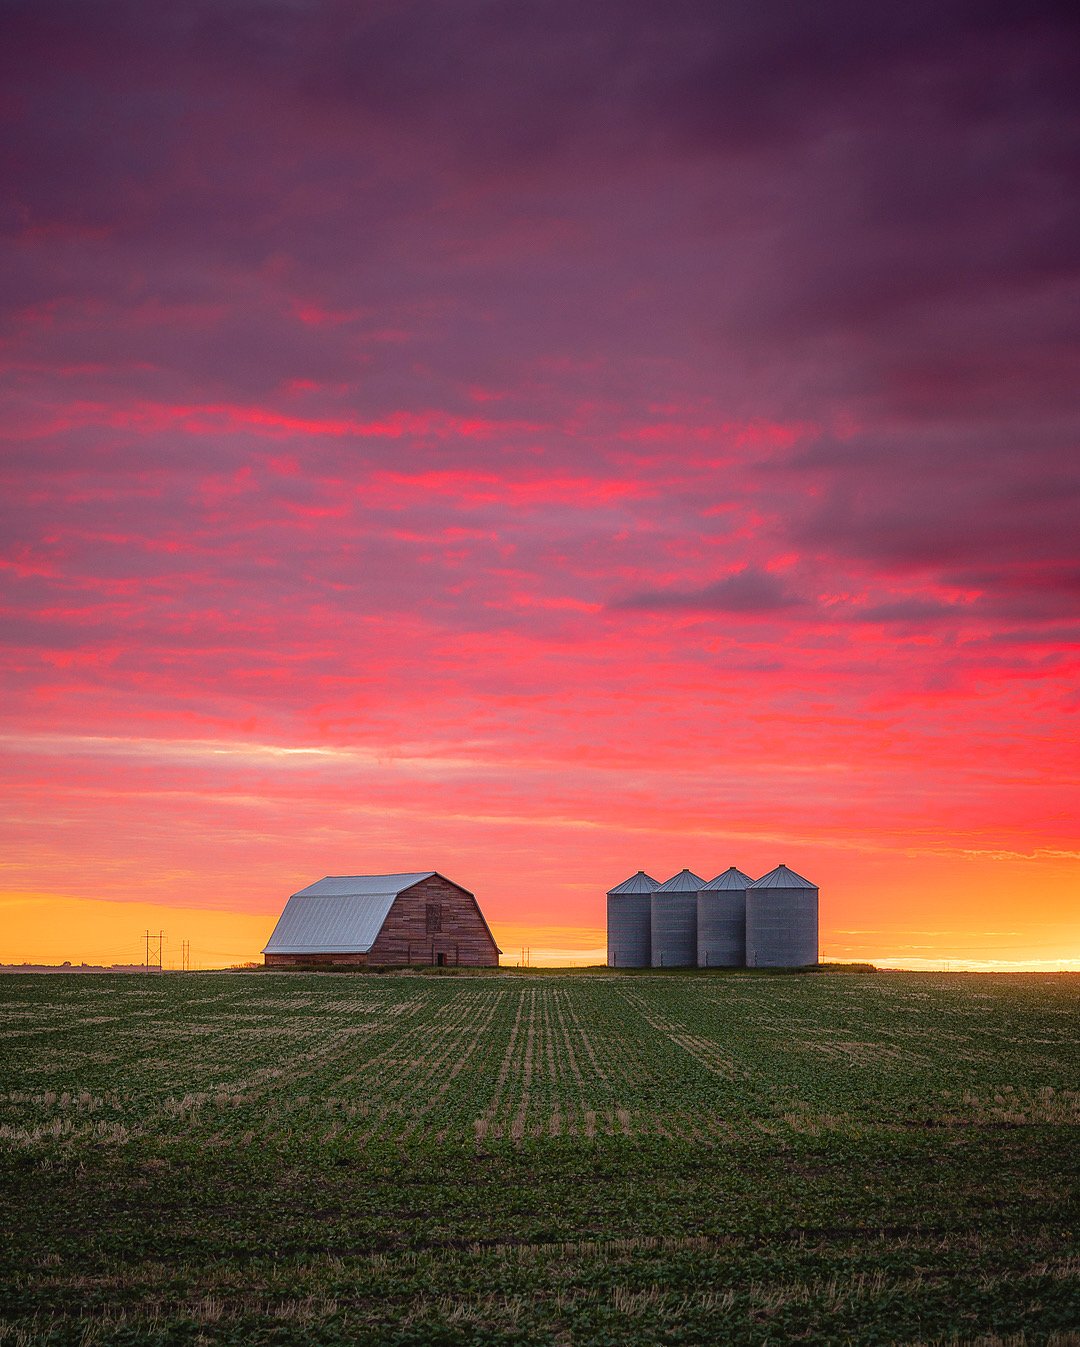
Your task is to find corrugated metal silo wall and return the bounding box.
[745,887,819,966]
[697,887,747,966]
[651,893,697,967]
[607,893,651,967]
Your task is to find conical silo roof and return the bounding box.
[749,863,816,889]
[607,870,660,896]
[702,866,755,890]
[655,868,706,892]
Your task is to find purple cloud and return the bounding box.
[613,567,804,614]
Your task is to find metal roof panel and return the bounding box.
[292,873,436,899]
[702,867,755,890]
[655,868,706,892]
[749,863,816,889]
[263,891,399,954]
[607,871,660,895]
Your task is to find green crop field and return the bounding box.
[1,970,1077,1346]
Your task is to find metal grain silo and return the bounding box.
[607,871,658,967]
[651,869,705,967]
[745,864,819,967]
[697,867,754,967]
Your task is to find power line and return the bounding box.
[143,930,164,973]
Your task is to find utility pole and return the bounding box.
[144,930,164,972]
[180,940,190,972]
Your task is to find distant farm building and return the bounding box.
[608,864,818,968]
[698,866,755,967]
[745,864,818,968]
[651,869,705,969]
[263,872,500,968]
[605,871,657,969]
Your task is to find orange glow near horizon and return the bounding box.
[2,522,1079,971]
[3,6,1079,971]
[2,739,1077,973]
[3,892,1078,973]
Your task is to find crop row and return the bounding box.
[0,971,1075,1151]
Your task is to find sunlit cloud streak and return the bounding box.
[1,0,1078,965]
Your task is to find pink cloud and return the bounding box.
[1,0,1077,964]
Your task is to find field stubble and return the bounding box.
[0,970,1077,1345]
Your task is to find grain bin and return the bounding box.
[697,867,754,967]
[607,871,658,967]
[651,869,705,967]
[745,864,818,967]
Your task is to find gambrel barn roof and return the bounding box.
[263,871,493,956]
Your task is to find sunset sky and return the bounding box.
[2,0,1078,970]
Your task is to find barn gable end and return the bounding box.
[263,871,500,968]
[368,874,500,967]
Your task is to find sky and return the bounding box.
[2,0,1079,970]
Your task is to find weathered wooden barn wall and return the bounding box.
[263,951,368,968]
[369,874,499,966]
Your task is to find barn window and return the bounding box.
[426,903,443,934]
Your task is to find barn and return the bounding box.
[263,872,501,968]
